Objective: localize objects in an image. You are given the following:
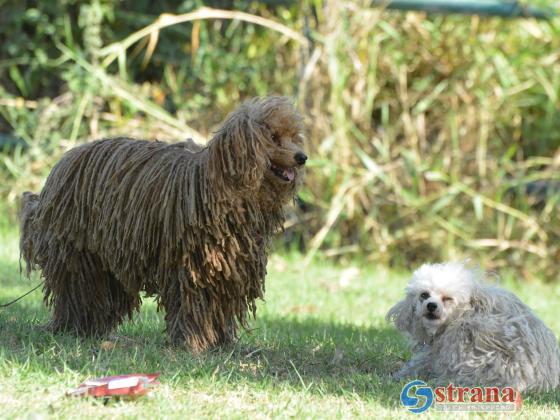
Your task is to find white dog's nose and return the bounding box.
[427,302,438,312]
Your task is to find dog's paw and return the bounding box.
[391,370,407,382]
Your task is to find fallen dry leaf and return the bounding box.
[100,341,116,351]
[289,304,318,314]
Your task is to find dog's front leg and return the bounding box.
[159,267,238,353]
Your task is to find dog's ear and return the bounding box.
[208,103,269,192]
[386,296,416,336]
[469,285,493,313]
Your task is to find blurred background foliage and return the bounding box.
[0,0,559,280]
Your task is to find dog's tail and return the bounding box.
[19,191,40,276]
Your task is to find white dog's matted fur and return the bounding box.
[386,262,560,392]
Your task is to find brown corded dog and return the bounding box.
[19,96,307,353]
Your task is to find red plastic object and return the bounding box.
[67,373,160,398]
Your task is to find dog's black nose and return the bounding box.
[294,152,307,166]
[427,302,437,312]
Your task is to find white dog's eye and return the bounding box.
[442,296,453,303]
[420,292,430,299]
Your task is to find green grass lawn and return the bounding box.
[1,222,559,419]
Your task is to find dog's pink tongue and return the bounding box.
[284,168,295,182]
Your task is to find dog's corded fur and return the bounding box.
[19,96,306,353]
[386,262,560,392]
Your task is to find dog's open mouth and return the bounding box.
[270,163,296,182]
[424,313,439,321]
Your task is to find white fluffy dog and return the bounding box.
[386,262,560,392]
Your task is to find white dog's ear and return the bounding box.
[469,285,492,313]
[386,297,415,335]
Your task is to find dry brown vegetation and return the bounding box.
[1,1,559,279]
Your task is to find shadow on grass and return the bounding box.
[0,291,407,407]
[1,295,559,408]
